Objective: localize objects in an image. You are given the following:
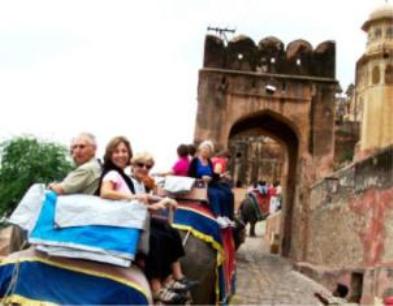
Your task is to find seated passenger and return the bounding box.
[157,144,190,177]
[211,149,229,176]
[188,140,235,227]
[9,133,102,253]
[212,149,233,185]
[171,144,190,176]
[130,153,197,299]
[257,180,269,196]
[98,137,195,304]
[187,143,197,159]
[49,132,102,195]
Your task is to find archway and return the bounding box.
[228,110,299,257]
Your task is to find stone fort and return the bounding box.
[194,33,338,258]
[194,3,393,303]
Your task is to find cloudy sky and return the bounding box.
[0,0,382,170]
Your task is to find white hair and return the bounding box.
[72,132,97,148]
[198,140,215,153]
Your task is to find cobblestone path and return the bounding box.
[232,223,334,305]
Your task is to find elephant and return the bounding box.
[179,231,217,305]
[178,217,245,305]
[4,227,213,305]
[238,192,269,237]
[3,220,245,305]
[4,184,246,305]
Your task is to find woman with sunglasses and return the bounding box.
[130,152,197,303]
[98,137,194,304]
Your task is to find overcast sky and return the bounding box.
[0,0,383,170]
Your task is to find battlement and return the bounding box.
[203,35,335,78]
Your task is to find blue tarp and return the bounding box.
[29,191,141,260]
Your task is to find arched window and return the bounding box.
[357,97,364,121]
[372,66,380,85]
[357,70,364,88]
[386,27,393,39]
[375,28,382,39]
[386,65,393,85]
[367,31,373,43]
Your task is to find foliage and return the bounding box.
[0,137,73,216]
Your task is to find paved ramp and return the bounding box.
[233,223,336,305]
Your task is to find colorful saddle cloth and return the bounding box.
[0,248,152,305]
[173,202,236,305]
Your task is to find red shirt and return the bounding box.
[211,156,228,174]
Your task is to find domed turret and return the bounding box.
[362,4,393,31]
[356,2,393,156]
[361,3,393,55]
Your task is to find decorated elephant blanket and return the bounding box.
[173,202,236,304]
[0,248,152,305]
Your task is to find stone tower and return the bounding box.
[356,3,393,156]
[194,34,338,259]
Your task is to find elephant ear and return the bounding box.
[232,216,246,250]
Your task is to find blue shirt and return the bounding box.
[195,158,213,178]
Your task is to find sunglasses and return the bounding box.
[136,162,153,170]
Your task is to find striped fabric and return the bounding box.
[173,203,236,304]
[0,249,152,305]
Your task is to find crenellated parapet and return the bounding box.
[203,34,335,78]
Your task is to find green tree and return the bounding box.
[0,137,73,216]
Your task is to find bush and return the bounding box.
[0,137,73,216]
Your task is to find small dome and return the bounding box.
[362,4,393,31]
[370,4,393,20]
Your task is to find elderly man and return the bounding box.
[49,133,102,195]
[9,133,102,253]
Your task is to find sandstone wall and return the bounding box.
[307,146,393,268]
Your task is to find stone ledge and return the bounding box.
[295,261,362,283]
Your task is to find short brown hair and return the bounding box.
[177,144,189,158]
[187,144,196,156]
[104,136,133,165]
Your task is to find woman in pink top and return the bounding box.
[159,144,190,177]
[99,136,194,304]
[172,144,190,176]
